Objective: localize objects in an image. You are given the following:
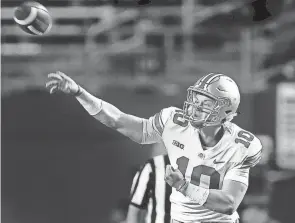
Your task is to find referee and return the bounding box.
[126,154,171,223]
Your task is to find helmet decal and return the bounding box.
[196,73,224,90]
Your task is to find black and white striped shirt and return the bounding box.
[130,154,171,223]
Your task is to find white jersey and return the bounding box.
[142,107,262,223]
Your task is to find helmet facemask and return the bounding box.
[183,87,232,128]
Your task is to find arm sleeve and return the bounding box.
[141,107,176,144]
[129,162,153,209]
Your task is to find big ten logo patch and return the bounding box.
[172,140,185,150]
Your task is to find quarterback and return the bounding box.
[46,72,262,223]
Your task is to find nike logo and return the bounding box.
[213,159,225,164]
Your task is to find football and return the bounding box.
[13,1,52,35]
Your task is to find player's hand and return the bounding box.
[165,165,186,190]
[46,71,80,95]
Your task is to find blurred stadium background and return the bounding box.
[2,0,295,223]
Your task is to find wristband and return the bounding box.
[73,85,83,97]
[177,180,188,192]
[182,183,209,206]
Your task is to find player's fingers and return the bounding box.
[164,172,170,181]
[48,73,63,81]
[164,176,169,182]
[167,165,175,171]
[166,165,170,173]
[49,85,58,94]
[166,165,173,174]
[175,168,184,177]
[57,71,71,81]
[45,80,59,89]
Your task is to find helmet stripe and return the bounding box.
[198,73,217,89]
[203,73,224,90]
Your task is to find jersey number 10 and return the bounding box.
[173,113,255,189]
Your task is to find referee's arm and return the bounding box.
[126,162,153,223]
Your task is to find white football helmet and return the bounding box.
[183,73,240,127]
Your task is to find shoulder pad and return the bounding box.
[152,107,179,135]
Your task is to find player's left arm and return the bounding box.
[206,135,262,213]
[202,175,248,215]
[165,165,247,215]
[165,136,262,215]
[202,136,263,214]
